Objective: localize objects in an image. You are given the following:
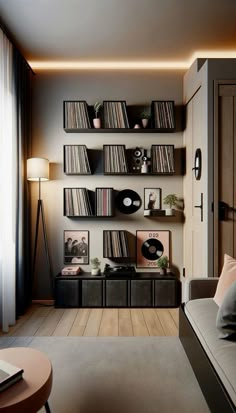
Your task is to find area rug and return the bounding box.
[0,337,209,413]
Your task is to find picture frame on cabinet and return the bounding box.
[136,230,170,268]
[144,188,161,210]
[64,230,89,264]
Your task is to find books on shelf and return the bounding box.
[151,145,175,173]
[104,230,130,258]
[152,101,175,129]
[64,188,93,216]
[64,101,91,129]
[0,360,24,392]
[103,145,128,173]
[64,145,91,174]
[96,188,113,216]
[61,266,80,275]
[103,101,130,128]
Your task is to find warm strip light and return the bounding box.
[29,60,189,70]
[29,51,236,71]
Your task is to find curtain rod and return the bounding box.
[0,20,35,75]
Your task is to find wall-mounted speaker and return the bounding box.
[128,147,146,172]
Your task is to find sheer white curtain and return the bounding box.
[0,28,17,332]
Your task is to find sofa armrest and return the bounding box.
[185,277,219,301]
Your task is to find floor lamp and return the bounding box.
[27,157,53,295]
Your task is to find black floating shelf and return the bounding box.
[103,172,175,176]
[64,128,175,134]
[65,215,114,218]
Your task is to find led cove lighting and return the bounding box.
[29,60,188,70]
[29,51,236,71]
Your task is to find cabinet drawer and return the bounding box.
[55,279,80,307]
[154,279,179,307]
[131,280,152,307]
[82,280,103,307]
[105,280,128,307]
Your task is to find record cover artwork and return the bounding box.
[136,230,170,268]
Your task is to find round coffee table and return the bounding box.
[0,347,52,413]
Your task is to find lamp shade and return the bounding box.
[27,158,49,181]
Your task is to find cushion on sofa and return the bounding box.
[216,281,236,340]
[214,254,236,306]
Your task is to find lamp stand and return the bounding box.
[32,179,53,295]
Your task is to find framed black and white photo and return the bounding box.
[64,230,89,264]
[144,188,161,210]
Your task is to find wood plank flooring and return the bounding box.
[1,306,179,337]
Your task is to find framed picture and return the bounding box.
[136,230,170,268]
[64,230,89,264]
[144,188,161,210]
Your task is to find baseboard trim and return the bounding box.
[32,300,54,305]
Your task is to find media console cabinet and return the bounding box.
[54,272,181,308]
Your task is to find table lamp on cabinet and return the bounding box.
[27,157,53,294]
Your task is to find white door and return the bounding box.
[183,87,207,278]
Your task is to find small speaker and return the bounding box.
[129,147,146,172]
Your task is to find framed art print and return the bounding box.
[64,230,89,264]
[144,188,161,210]
[136,230,170,268]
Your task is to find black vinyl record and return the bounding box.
[116,189,141,214]
[141,238,164,261]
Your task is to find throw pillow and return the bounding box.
[216,281,236,340]
[214,254,236,306]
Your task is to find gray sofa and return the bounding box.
[179,278,236,413]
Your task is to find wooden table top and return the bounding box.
[0,347,52,413]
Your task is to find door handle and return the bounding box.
[218,201,228,221]
[194,193,203,222]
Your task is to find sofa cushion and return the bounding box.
[214,254,236,306]
[185,298,236,406]
[216,281,236,340]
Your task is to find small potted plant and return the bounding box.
[93,101,103,129]
[157,255,169,275]
[140,110,151,128]
[163,194,178,216]
[90,257,101,275]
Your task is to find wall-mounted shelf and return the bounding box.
[64,128,175,134]
[63,101,176,133]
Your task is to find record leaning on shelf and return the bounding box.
[115,189,141,214]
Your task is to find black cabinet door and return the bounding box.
[131,280,153,307]
[82,280,103,307]
[105,280,128,307]
[154,279,179,307]
[55,279,80,307]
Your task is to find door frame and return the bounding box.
[213,80,236,275]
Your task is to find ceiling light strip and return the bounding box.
[29,52,236,71]
[29,61,188,70]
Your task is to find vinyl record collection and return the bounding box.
[64,145,91,174]
[151,145,174,173]
[152,101,175,129]
[103,101,130,128]
[64,101,91,129]
[96,188,113,216]
[104,230,130,258]
[104,145,128,173]
[64,188,93,216]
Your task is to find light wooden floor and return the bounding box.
[1,306,179,337]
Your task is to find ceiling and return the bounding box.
[1,0,236,69]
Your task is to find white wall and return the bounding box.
[32,70,184,298]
